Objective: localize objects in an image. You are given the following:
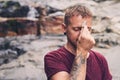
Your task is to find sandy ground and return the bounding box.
[93,46,120,80]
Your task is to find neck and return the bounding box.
[64,42,76,55]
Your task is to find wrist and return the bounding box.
[75,51,87,64]
[76,48,88,58]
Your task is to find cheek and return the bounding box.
[67,30,80,41]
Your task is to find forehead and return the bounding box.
[69,15,92,26]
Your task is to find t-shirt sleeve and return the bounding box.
[44,52,69,80]
[101,56,112,80]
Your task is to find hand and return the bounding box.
[76,21,95,56]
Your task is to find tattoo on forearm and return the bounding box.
[70,53,86,80]
[75,53,86,64]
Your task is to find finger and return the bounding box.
[78,31,82,43]
[82,21,90,33]
[78,27,84,43]
[82,21,87,29]
[80,21,86,35]
[78,21,88,42]
[81,21,88,36]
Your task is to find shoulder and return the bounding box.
[90,50,106,60]
[89,50,109,70]
[44,47,65,61]
[90,50,112,79]
[89,50,108,66]
[44,47,70,79]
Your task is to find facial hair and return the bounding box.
[67,36,77,50]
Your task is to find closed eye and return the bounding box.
[72,26,92,31]
[73,27,83,31]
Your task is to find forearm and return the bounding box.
[70,51,87,80]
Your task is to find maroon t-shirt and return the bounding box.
[44,46,112,80]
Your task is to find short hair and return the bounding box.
[64,4,92,26]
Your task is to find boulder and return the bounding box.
[0,51,47,80]
[92,16,112,33]
[93,32,120,48]
[0,1,29,17]
[41,15,64,34]
[108,23,120,35]
[0,18,39,37]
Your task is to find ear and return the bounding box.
[61,23,67,35]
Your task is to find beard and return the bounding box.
[67,36,77,50]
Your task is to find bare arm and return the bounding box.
[70,50,87,80]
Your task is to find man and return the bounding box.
[44,4,112,80]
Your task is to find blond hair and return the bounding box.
[64,4,92,26]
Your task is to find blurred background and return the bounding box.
[0,0,120,80]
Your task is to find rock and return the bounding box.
[27,7,39,18]
[93,0,111,3]
[48,11,65,17]
[111,17,120,23]
[96,43,111,48]
[92,16,112,33]
[0,51,49,80]
[0,33,119,79]
[10,40,20,47]
[108,23,120,35]
[0,38,5,49]
[0,1,29,17]
[0,34,67,80]
[0,36,30,65]
[97,1,120,18]
[41,15,64,34]
[93,32,120,48]
[16,35,38,43]
[13,6,29,17]
[0,49,17,65]
[0,0,120,79]
[46,5,63,15]
[0,19,39,37]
